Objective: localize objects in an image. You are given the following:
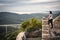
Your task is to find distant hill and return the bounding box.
[0,11,60,24]
[0,12,47,24]
[0,12,23,24]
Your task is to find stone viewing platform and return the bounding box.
[42,15,60,40]
[16,15,60,40]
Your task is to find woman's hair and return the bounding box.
[50,11,52,14]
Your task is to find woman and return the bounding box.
[48,11,53,29]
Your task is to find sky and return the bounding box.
[0,0,60,14]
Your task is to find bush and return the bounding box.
[21,18,42,32]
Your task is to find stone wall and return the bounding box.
[54,15,60,30]
[42,18,50,40]
[42,15,60,40]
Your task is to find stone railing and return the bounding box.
[42,17,50,40]
[42,16,60,40]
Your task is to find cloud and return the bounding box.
[0,0,60,6]
[0,0,60,14]
[2,4,60,13]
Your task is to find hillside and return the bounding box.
[0,11,60,24]
[0,12,47,24]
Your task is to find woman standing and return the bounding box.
[48,11,53,29]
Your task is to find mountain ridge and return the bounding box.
[0,11,60,24]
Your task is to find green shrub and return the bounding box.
[21,18,42,32]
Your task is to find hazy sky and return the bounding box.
[0,0,60,14]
